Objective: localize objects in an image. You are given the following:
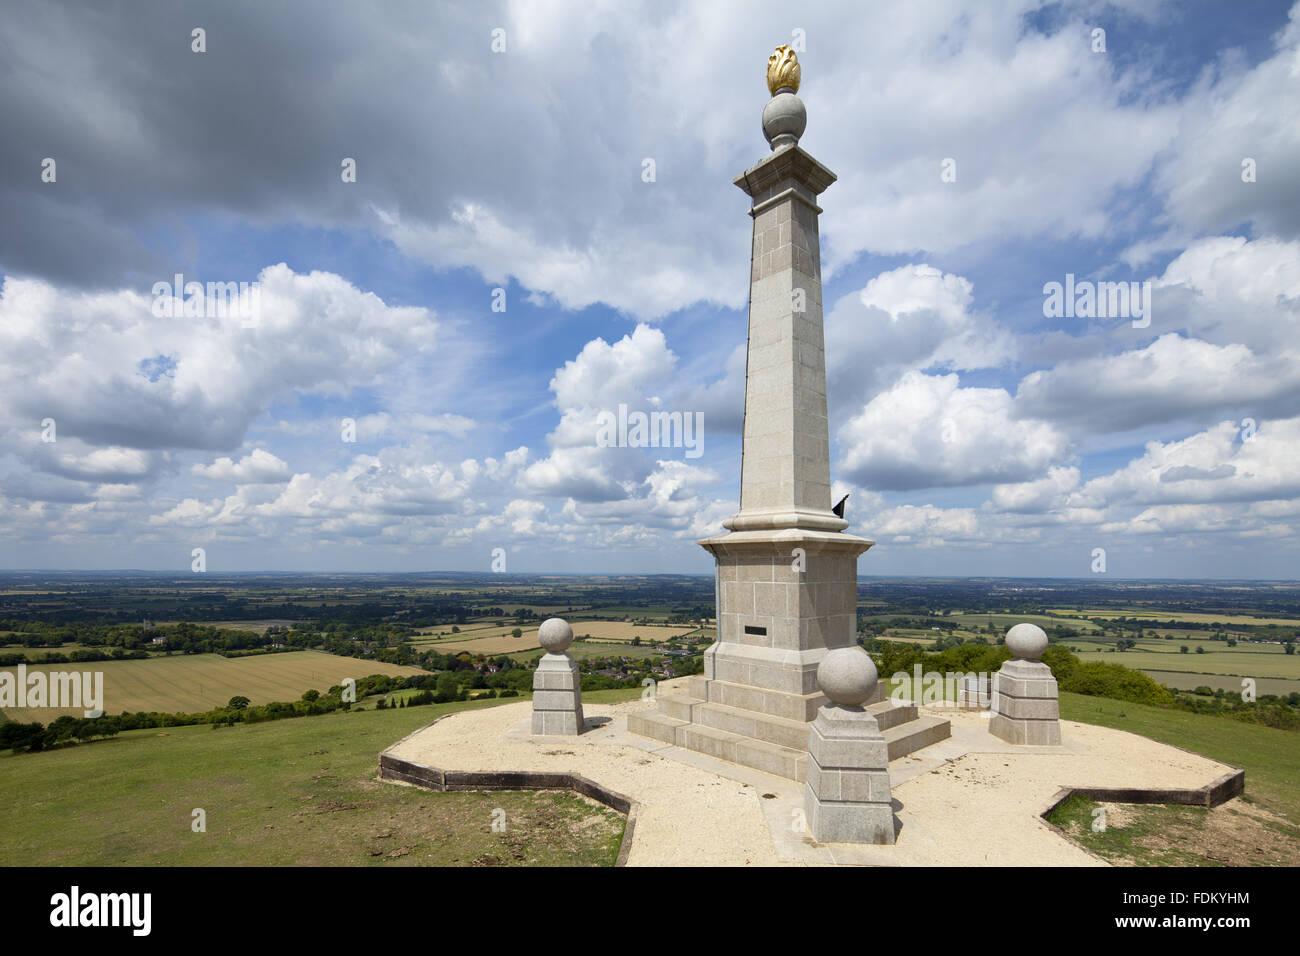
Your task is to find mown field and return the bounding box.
[946,612,1105,634]
[1068,643,1299,680]
[1140,670,1300,696]
[512,640,664,663]
[0,651,428,722]
[411,621,702,656]
[1048,608,1300,627]
[0,690,640,866]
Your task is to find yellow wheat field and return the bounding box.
[0,650,427,723]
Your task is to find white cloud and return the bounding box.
[1015,333,1300,434]
[1081,417,1300,508]
[0,265,437,454]
[191,449,292,484]
[826,263,1016,418]
[991,466,1082,514]
[1154,9,1300,240]
[41,446,157,484]
[1152,236,1300,353]
[838,370,1069,490]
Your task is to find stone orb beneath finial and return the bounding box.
[538,617,574,654]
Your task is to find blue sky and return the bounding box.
[1,0,1298,578]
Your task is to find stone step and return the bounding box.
[629,706,807,780]
[626,710,686,745]
[629,709,951,782]
[657,693,697,723]
[883,714,952,760]
[699,678,824,722]
[692,700,813,751]
[677,722,808,781]
[688,675,890,723]
[630,693,951,781]
[867,699,919,731]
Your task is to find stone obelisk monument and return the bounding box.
[629,46,948,780]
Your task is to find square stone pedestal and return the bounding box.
[989,658,1061,745]
[803,704,895,844]
[532,652,584,735]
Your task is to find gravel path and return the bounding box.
[383,685,1236,866]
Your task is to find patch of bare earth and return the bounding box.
[1097,798,1300,866]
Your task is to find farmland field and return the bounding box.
[567,621,700,642]
[422,633,544,655]
[419,621,702,656]
[944,612,1105,634]
[1140,670,1300,696]
[1048,608,1300,627]
[1069,645,1300,680]
[0,650,428,722]
[534,640,664,662]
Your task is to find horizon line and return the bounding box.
[0,568,1298,585]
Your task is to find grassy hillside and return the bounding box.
[0,690,640,866]
[1059,691,1300,823]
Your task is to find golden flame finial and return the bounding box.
[766,45,801,96]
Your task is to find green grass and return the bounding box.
[0,692,636,866]
[1059,691,1300,823]
[1049,693,1300,866]
[1045,793,1225,866]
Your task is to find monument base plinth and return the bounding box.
[531,652,584,735]
[803,704,896,844]
[989,658,1061,746]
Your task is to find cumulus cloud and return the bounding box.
[1015,333,1300,433]
[838,370,1069,490]
[0,0,1244,319]
[826,263,1016,418]
[1153,8,1300,240]
[520,324,707,503]
[191,449,292,484]
[0,265,436,453]
[1079,417,1300,508]
[4,2,1300,575]
[1152,236,1300,353]
[990,466,1082,514]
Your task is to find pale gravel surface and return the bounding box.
[383,682,1237,867]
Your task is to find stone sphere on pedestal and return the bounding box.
[817,646,879,707]
[537,617,574,654]
[1005,622,1048,660]
[762,91,806,149]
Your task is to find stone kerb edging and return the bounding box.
[377,731,640,867]
[1039,767,1246,820]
